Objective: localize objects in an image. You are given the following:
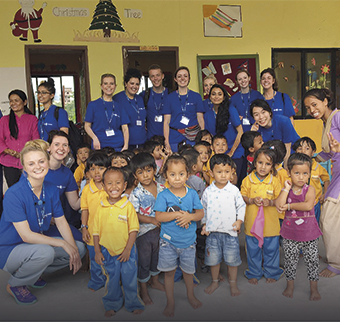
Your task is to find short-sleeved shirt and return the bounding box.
[162,90,204,144]
[113,91,147,146]
[74,163,86,187]
[45,165,78,197]
[84,98,130,149]
[310,159,330,203]
[201,181,245,237]
[38,105,69,141]
[265,91,295,118]
[129,182,165,237]
[80,179,107,246]
[92,196,139,256]
[140,88,169,139]
[203,99,216,136]
[241,172,281,237]
[153,188,203,248]
[0,180,64,269]
[258,115,300,144]
[186,175,206,199]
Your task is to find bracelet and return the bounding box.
[282,189,290,193]
[249,198,252,205]
[81,224,88,229]
[270,200,274,207]
[287,203,291,211]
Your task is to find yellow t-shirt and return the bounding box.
[80,179,107,246]
[204,152,215,185]
[275,165,290,220]
[310,159,330,203]
[241,172,281,237]
[92,196,139,256]
[74,163,86,188]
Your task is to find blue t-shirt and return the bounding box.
[45,165,78,196]
[259,114,300,144]
[0,180,64,269]
[38,105,69,141]
[153,188,203,249]
[203,98,216,136]
[84,97,130,149]
[140,88,169,139]
[229,90,264,132]
[265,91,296,118]
[113,91,147,146]
[162,90,204,144]
[223,105,244,159]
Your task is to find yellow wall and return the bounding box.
[1,0,339,150]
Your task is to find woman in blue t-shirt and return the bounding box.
[163,66,205,152]
[84,73,129,150]
[37,78,69,141]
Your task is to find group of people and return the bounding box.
[0,64,339,318]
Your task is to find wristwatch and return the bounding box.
[81,224,88,229]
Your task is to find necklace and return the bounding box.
[292,187,302,194]
[169,187,187,204]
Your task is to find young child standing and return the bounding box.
[241,131,264,175]
[201,154,245,296]
[129,152,165,305]
[80,151,110,291]
[194,140,212,185]
[276,153,322,301]
[154,154,204,317]
[74,143,91,188]
[241,147,283,284]
[93,167,144,317]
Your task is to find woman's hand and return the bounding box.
[93,137,101,150]
[251,123,259,131]
[327,132,340,153]
[62,241,82,274]
[4,149,20,158]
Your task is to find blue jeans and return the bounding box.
[87,245,106,290]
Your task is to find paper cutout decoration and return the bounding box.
[224,78,235,88]
[277,62,284,69]
[221,63,232,75]
[291,96,300,114]
[238,60,249,70]
[202,61,217,77]
[283,77,288,82]
[321,64,330,87]
[233,87,238,92]
[290,65,295,69]
[311,58,316,66]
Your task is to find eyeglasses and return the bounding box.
[36,91,51,95]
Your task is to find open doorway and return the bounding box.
[122,46,179,93]
[25,45,91,122]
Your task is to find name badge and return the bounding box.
[155,115,163,122]
[136,120,142,126]
[243,118,250,125]
[106,129,115,136]
[295,218,304,225]
[180,116,189,125]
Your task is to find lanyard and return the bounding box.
[269,91,277,111]
[177,90,189,113]
[39,110,48,137]
[240,90,251,118]
[102,98,115,127]
[125,93,140,119]
[27,179,46,234]
[151,88,165,111]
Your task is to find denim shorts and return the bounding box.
[157,239,196,274]
[205,232,242,267]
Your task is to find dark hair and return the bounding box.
[100,146,115,157]
[241,131,262,151]
[250,147,277,176]
[76,143,91,154]
[210,84,230,134]
[124,68,142,84]
[194,140,212,153]
[8,89,32,140]
[250,99,273,119]
[163,154,189,175]
[122,164,136,189]
[130,152,156,174]
[149,135,165,146]
[121,150,135,162]
[110,151,130,164]
[292,136,317,153]
[148,64,163,74]
[210,153,233,171]
[143,140,161,154]
[231,158,237,170]
[177,141,193,154]
[212,134,227,145]
[260,68,278,91]
[47,130,70,145]
[303,88,336,111]
[38,77,56,95]
[195,129,212,144]
[235,69,251,81]
[85,151,111,171]
[102,166,128,183]
[174,66,190,89]
[287,153,312,172]
[181,149,200,172]
[262,140,287,165]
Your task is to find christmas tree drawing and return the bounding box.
[89,0,125,37]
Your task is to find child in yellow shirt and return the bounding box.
[74,143,91,188]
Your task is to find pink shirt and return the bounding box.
[0,114,39,168]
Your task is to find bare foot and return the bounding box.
[229,282,240,297]
[204,281,219,295]
[132,309,143,315]
[188,295,202,309]
[163,302,175,317]
[104,310,116,317]
[248,278,258,285]
[310,289,321,301]
[219,274,225,282]
[282,284,294,298]
[320,268,338,278]
[140,289,153,305]
[266,278,277,283]
[149,279,165,292]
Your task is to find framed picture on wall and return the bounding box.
[197,54,260,99]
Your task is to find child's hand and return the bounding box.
[251,123,259,131]
[95,252,104,265]
[151,217,161,227]
[253,196,263,207]
[118,247,131,262]
[277,204,288,213]
[175,210,192,228]
[284,180,292,191]
[262,198,271,207]
[82,228,91,243]
[232,220,242,233]
[201,224,210,236]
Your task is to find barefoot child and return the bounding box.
[276,153,322,301]
[93,167,144,317]
[154,154,204,317]
[129,152,165,305]
[201,154,245,296]
[241,147,284,284]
